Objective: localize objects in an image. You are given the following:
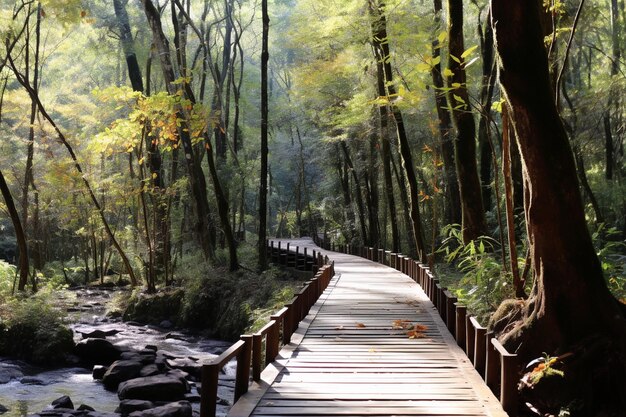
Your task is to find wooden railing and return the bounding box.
[320,241,519,416]
[199,242,335,417]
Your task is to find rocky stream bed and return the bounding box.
[0,287,236,417]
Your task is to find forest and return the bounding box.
[0,0,625,416]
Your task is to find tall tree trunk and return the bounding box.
[367,130,380,248]
[0,173,28,291]
[340,141,369,244]
[492,0,626,372]
[431,0,460,226]
[21,2,39,269]
[141,0,215,262]
[368,0,426,259]
[476,9,496,211]
[447,0,487,243]
[258,0,269,270]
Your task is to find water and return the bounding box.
[0,288,235,417]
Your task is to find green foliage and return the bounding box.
[591,224,626,302]
[123,287,184,324]
[529,353,565,385]
[175,248,304,341]
[0,289,74,364]
[437,224,514,322]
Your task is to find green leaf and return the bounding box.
[461,45,478,59]
[453,94,465,104]
[438,31,447,45]
[443,68,454,77]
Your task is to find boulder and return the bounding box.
[93,365,108,380]
[139,364,160,378]
[20,376,46,385]
[128,401,191,417]
[0,404,8,414]
[117,400,154,416]
[120,352,155,365]
[103,360,143,391]
[143,345,158,352]
[165,358,200,380]
[117,374,189,402]
[75,338,123,366]
[0,363,23,384]
[80,330,107,339]
[159,320,173,329]
[77,405,95,412]
[51,396,74,410]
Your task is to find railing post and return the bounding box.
[446,292,457,336]
[485,331,499,393]
[466,314,475,362]
[252,333,263,382]
[200,363,220,417]
[283,301,294,344]
[456,305,467,350]
[500,349,519,416]
[266,320,280,366]
[234,335,252,401]
[472,318,487,377]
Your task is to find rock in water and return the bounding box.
[77,405,95,411]
[93,365,108,380]
[80,330,107,339]
[75,338,123,366]
[117,400,154,416]
[102,360,143,391]
[0,404,9,414]
[117,375,189,402]
[51,396,74,410]
[128,401,191,417]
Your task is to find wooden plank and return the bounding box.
[227,239,508,417]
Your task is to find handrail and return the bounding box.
[345,243,520,416]
[200,240,335,417]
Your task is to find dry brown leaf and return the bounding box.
[356,322,366,328]
[334,325,345,330]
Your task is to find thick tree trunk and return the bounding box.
[447,0,487,243]
[492,0,626,374]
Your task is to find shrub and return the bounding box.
[0,289,74,365]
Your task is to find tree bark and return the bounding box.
[258,0,269,270]
[492,0,625,355]
[447,0,487,243]
[141,0,216,262]
[0,172,28,291]
[368,0,426,259]
[431,0,460,227]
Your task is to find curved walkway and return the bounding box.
[229,238,507,417]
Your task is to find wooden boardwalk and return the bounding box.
[229,239,507,417]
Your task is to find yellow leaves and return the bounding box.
[392,319,413,330]
[393,320,429,339]
[461,45,478,60]
[406,324,429,339]
[443,68,454,78]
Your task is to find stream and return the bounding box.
[0,287,235,417]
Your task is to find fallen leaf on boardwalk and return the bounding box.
[356,322,366,328]
[406,323,429,339]
[392,319,413,330]
[369,348,377,352]
[407,330,426,339]
[263,402,275,406]
[334,325,345,330]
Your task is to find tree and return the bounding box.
[258,0,269,271]
[447,0,487,243]
[492,0,626,413]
